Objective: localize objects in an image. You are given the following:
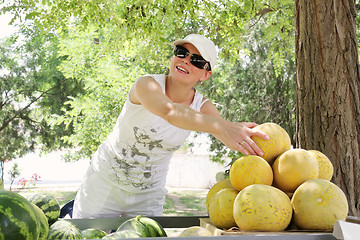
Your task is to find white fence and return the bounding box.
[166,154,229,189]
[4,151,229,190]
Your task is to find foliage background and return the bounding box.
[1,0,296,165]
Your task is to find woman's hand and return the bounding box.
[212,121,269,156]
[200,101,269,156]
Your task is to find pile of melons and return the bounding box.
[207,123,348,232]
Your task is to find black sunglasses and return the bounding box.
[174,45,211,71]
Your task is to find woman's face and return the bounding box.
[169,43,211,84]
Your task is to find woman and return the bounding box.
[72,34,269,218]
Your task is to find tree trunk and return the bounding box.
[295,0,360,217]
[0,161,4,190]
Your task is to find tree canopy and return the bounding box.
[0,24,84,161]
[0,22,86,185]
[2,0,294,65]
[1,0,295,163]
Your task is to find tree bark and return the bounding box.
[0,161,3,190]
[295,0,360,217]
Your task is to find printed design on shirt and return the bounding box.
[133,127,163,151]
[110,126,180,190]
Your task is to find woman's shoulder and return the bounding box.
[138,74,166,90]
[130,74,166,103]
[142,74,166,83]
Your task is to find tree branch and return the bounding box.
[0,85,57,132]
[256,8,273,16]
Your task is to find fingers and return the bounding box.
[236,142,249,156]
[221,121,268,157]
[238,139,262,156]
[248,140,264,156]
[237,124,268,156]
[251,128,270,141]
[242,122,258,128]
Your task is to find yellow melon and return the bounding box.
[177,226,212,237]
[291,179,348,230]
[233,184,293,231]
[273,149,319,193]
[251,122,292,164]
[206,179,235,211]
[229,155,273,191]
[208,188,239,229]
[308,150,334,181]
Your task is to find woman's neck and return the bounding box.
[165,75,196,106]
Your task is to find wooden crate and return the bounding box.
[64,216,359,239]
[200,218,337,239]
[66,216,206,232]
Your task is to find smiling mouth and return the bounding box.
[176,66,189,74]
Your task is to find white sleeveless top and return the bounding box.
[90,74,208,193]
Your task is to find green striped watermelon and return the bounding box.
[116,215,167,237]
[0,190,41,240]
[28,193,60,225]
[81,228,107,239]
[102,230,141,239]
[47,220,82,239]
[32,204,49,240]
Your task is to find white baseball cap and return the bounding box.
[173,34,217,70]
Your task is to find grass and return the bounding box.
[163,190,208,216]
[164,195,177,215]
[180,195,206,212]
[15,189,77,206]
[15,188,208,216]
[51,191,77,206]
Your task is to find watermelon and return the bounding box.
[47,220,82,239]
[116,215,167,237]
[0,190,41,240]
[32,204,49,240]
[81,228,107,239]
[28,193,60,225]
[102,230,141,239]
